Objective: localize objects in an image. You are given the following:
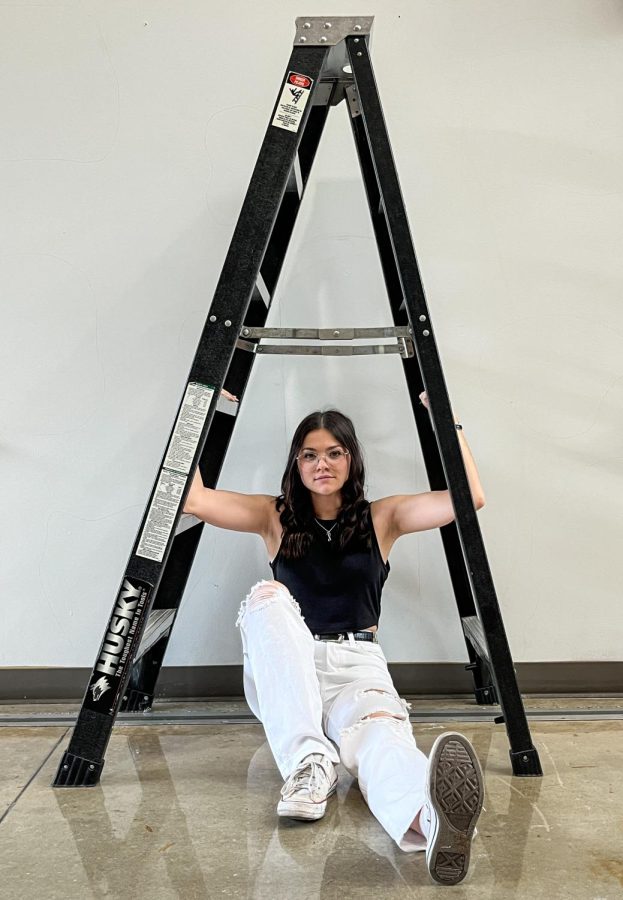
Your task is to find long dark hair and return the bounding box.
[275,409,372,558]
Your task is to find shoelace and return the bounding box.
[281,757,329,802]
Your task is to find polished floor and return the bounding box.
[1,698,622,899]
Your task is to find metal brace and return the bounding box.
[236,326,413,358]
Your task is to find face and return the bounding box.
[296,428,351,497]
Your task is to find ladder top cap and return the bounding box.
[294,16,374,46]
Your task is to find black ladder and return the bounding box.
[53,15,542,787]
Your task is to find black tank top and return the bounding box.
[269,509,390,634]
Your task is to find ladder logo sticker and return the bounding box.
[90,676,111,702]
[84,577,152,715]
[272,71,313,133]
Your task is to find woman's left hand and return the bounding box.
[420,390,459,425]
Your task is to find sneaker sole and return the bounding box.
[277,782,337,821]
[425,732,484,886]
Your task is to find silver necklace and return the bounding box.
[314,518,338,542]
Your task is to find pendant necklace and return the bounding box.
[314,519,338,542]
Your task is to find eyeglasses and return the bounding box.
[296,448,350,467]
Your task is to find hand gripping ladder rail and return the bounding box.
[54,16,542,786]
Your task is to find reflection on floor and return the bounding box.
[0,699,622,899]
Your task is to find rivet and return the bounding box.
[242,328,250,336]
[143,695,149,700]
[324,22,332,28]
[354,38,359,43]
[354,24,362,32]
[357,52,362,57]
[225,320,232,327]
[299,36,307,43]
[320,36,327,43]
[423,329,430,336]
[303,22,311,28]
[209,315,216,322]
[89,764,95,770]
[419,315,427,322]
[523,755,528,761]
[333,330,340,336]
[63,764,69,770]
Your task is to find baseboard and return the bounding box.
[1,662,621,702]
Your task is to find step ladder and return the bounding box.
[53,15,542,787]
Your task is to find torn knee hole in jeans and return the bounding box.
[358,688,412,713]
[339,693,413,738]
[235,580,301,627]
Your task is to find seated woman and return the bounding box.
[184,392,485,886]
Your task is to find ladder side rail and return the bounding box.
[120,83,336,709]
[348,37,541,775]
[346,85,484,685]
[188,45,329,385]
[54,46,331,786]
[344,87,407,325]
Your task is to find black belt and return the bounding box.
[313,631,378,643]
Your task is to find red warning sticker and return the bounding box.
[272,71,313,133]
[289,73,311,89]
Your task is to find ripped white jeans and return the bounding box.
[236,579,428,853]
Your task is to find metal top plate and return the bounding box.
[294,16,374,46]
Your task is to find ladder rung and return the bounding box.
[462,616,490,663]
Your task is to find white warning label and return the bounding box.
[164,382,214,475]
[272,71,313,133]
[137,382,214,562]
[137,469,187,562]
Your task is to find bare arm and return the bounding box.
[183,468,276,537]
[378,392,485,540]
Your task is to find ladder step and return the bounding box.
[134,608,176,662]
[175,514,202,536]
[216,394,239,416]
[462,616,490,663]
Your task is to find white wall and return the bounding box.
[1,1,622,668]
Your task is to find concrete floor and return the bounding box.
[0,699,622,899]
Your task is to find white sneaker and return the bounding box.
[277,753,338,821]
[425,732,484,886]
